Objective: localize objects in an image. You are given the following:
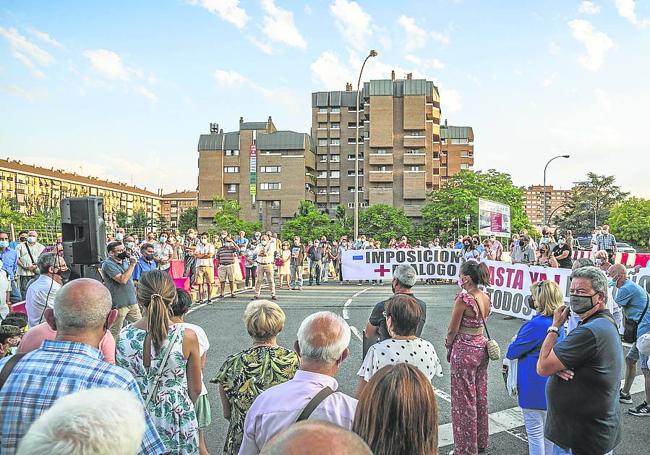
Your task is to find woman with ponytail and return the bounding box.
[445,260,492,455]
[116,269,202,454]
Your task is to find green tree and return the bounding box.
[156,213,170,232]
[607,198,650,248]
[334,204,352,235]
[421,170,534,241]
[132,208,148,230]
[178,207,197,233]
[359,204,412,244]
[553,173,629,236]
[115,210,128,228]
[282,201,342,241]
[0,198,26,231]
[210,197,260,235]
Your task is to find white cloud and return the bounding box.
[189,0,249,29]
[0,84,36,102]
[330,0,373,52]
[304,5,312,15]
[83,49,131,81]
[614,0,650,26]
[247,36,274,55]
[548,41,561,55]
[594,88,611,109]
[405,54,445,70]
[260,0,307,49]
[26,27,64,48]
[310,51,353,90]
[398,15,428,51]
[542,73,557,87]
[0,26,56,68]
[214,69,248,87]
[568,19,614,71]
[430,30,451,45]
[578,1,600,15]
[441,88,462,113]
[135,86,159,103]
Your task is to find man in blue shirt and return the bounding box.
[101,241,140,340]
[133,242,157,283]
[609,264,650,416]
[0,278,166,454]
[0,231,20,304]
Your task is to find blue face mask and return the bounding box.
[607,278,616,288]
[0,241,9,248]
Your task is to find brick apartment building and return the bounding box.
[524,185,572,228]
[197,118,316,232]
[161,190,197,230]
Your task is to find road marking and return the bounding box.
[350,326,363,341]
[340,286,373,340]
[437,374,647,448]
[342,299,353,320]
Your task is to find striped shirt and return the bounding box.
[597,233,617,251]
[217,244,237,266]
[0,340,166,455]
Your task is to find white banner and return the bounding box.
[479,198,511,238]
[341,248,463,281]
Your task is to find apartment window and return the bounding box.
[330,122,340,129]
[347,169,364,176]
[347,121,357,128]
[374,149,388,154]
[271,217,281,225]
[270,200,280,209]
[225,149,240,156]
[433,152,440,159]
[409,166,421,171]
[330,154,340,162]
[317,171,328,178]
[347,137,362,144]
[461,151,470,157]
[224,166,239,173]
[317,188,327,195]
[260,166,281,173]
[406,130,425,137]
[347,153,364,160]
[260,183,281,190]
[460,164,470,169]
[319,156,328,163]
[407,149,421,154]
[347,186,364,193]
[330,171,340,178]
[317,203,327,210]
[318,139,328,146]
[376,166,389,172]
[451,138,469,144]
[330,139,340,146]
[330,187,340,195]
[432,168,440,175]
[226,184,238,193]
[318,122,328,129]
[318,107,327,113]
[331,107,341,113]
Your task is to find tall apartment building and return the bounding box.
[0,158,161,230]
[197,117,316,232]
[524,185,572,228]
[311,74,474,218]
[161,190,197,229]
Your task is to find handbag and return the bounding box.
[502,358,518,398]
[474,293,501,361]
[623,293,649,344]
[143,327,182,408]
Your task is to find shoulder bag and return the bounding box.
[474,293,501,361]
[623,293,649,344]
[295,386,334,422]
[143,327,182,408]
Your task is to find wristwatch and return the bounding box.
[547,326,560,335]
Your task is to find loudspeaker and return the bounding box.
[61,197,107,265]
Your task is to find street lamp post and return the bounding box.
[543,154,570,226]
[354,49,378,242]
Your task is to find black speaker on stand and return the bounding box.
[61,197,107,280]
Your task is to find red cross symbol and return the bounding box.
[374,264,391,277]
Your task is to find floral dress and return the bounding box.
[211,346,299,455]
[450,291,490,455]
[117,324,199,454]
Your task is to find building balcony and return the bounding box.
[368,153,394,166]
[329,112,340,122]
[368,171,393,183]
[403,171,426,199]
[198,207,216,219]
[317,129,328,139]
[403,136,426,148]
[317,112,328,123]
[426,105,441,121]
[432,123,440,138]
[403,205,423,217]
[329,129,340,139]
[403,153,426,166]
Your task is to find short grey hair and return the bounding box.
[16,388,145,455]
[261,420,372,455]
[393,264,416,288]
[570,266,608,303]
[572,258,595,270]
[297,311,350,363]
[53,279,112,330]
[37,252,60,274]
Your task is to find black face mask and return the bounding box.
[19,237,27,243]
[519,240,525,247]
[116,251,128,260]
[569,294,596,314]
[144,254,154,261]
[525,295,536,310]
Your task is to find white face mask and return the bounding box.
[115,233,124,241]
[27,236,36,244]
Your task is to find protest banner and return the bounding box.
[341,248,462,281]
[478,198,511,238]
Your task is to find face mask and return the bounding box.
[457,277,465,289]
[144,254,155,261]
[201,238,208,244]
[261,240,268,246]
[116,251,128,260]
[607,278,616,288]
[0,241,8,248]
[569,294,596,314]
[126,242,135,249]
[241,248,247,254]
[188,233,196,239]
[27,236,36,244]
[160,236,167,242]
[595,258,603,266]
[463,242,470,247]
[519,240,525,247]
[19,237,27,243]
[294,241,300,245]
[558,240,565,246]
[525,295,536,310]
[115,233,124,241]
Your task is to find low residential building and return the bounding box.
[0,158,161,230]
[197,118,316,232]
[440,122,475,186]
[524,185,572,227]
[161,190,197,230]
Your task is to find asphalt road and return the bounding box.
[186,282,649,455]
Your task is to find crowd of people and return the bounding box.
[0,223,649,454]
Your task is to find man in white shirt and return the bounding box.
[239,311,357,455]
[0,259,10,319]
[194,233,215,304]
[16,230,46,299]
[25,252,67,328]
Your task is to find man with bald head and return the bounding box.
[260,421,372,455]
[0,279,166,455]
[608,264,650,415]
[239,311,357,455]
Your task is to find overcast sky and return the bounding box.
[1,0,649,197]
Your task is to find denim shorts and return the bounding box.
[626,342,650,370]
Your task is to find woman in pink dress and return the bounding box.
[445,260,492,454]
